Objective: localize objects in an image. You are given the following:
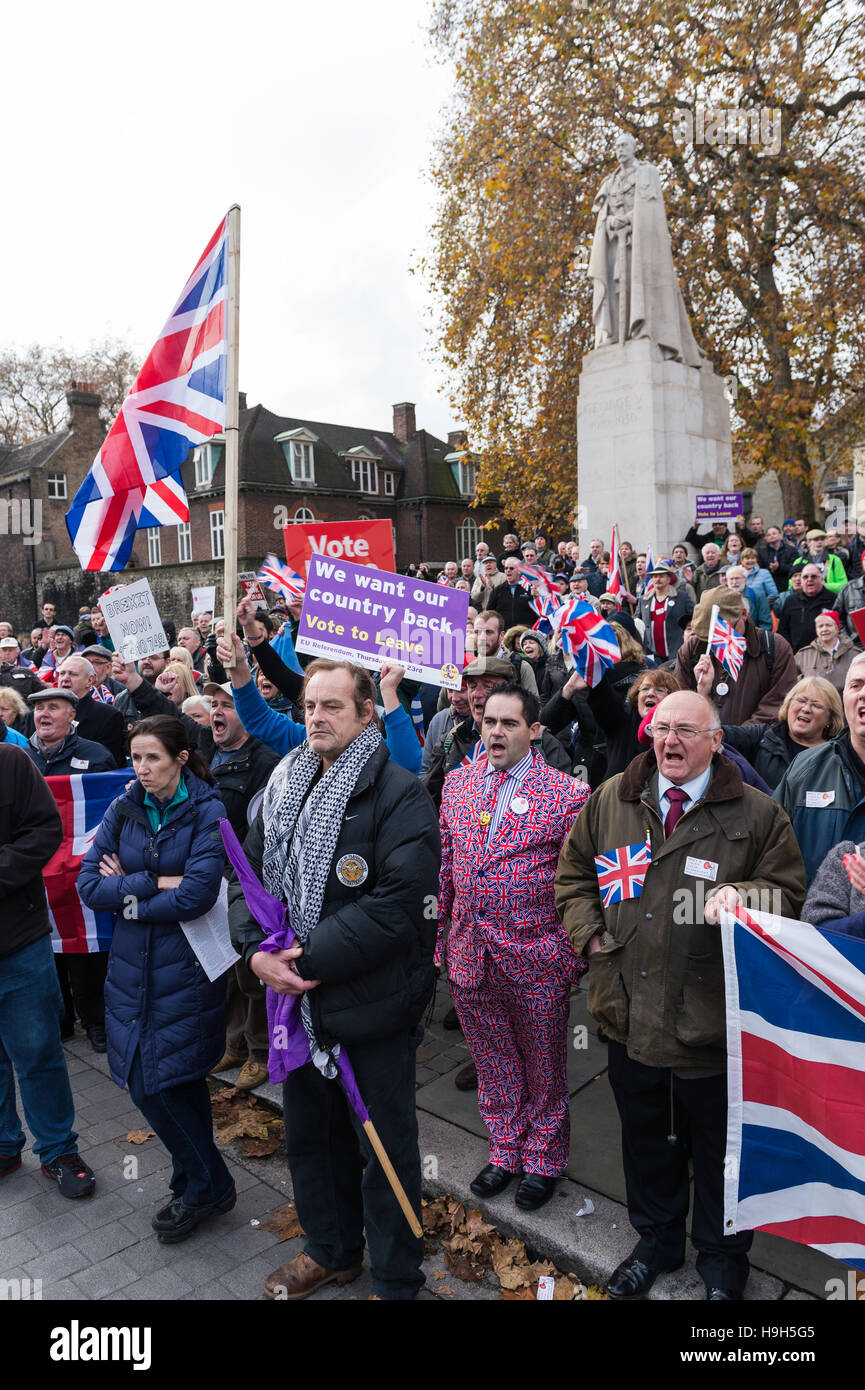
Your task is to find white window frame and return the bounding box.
[291,441,314,484]
[194,437,224,489]
[147,527,162,566]
[350,457,378,494]
[293,507,315,522]
[456,517,480,563]
[47,473,67,500]
[459,460,478,498]
[382,471,395,497]
[210,510,225,560]
[177,521,192,563]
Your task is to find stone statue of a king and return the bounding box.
[587,131,704,369]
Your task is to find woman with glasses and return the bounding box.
[719,676,843,791]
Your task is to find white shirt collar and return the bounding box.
[657,764,712,813]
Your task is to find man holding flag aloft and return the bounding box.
[555,689,805,1299]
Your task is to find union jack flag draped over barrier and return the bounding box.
[66,218,228,571]
[44,771,131,953]
[722,905,865,1270]
[707,604,747,680]
[551,597,620,687]
[257,555,306,603]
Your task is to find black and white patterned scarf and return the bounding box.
[261,720,382,1076]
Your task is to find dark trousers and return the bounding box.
[607,1040,752,1291]
[225,958,268,1061]
[55,952,108,1028]
[127,1048,234,1209]
[282,1030,423,1300]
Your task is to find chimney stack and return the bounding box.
[392,402,416,445]
[66,381,104,443]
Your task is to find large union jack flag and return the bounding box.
[552,597,620,686]
[45,771,131,952]
[65,217,228,571]
[707,604,747,680]
[722,904,865,1270]
[593,839,652,908]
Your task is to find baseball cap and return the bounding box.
[203,681,235,699]
[0,638,19,649]
[28,688,78,708]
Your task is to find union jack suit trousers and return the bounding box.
[439,753,590,1175]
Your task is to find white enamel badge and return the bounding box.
[336,854,369,887]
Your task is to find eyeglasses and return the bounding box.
[789,697,829,713]
[648,723,717,741]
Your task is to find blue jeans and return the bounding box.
[127,1049,234,1209]
[0,935,79,1165]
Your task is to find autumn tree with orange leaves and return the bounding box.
[423,0,865,533]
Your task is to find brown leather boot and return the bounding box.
[264,1250,363,1300]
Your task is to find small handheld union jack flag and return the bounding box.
[607,525,622,602]
[552,598,620,687]
[257,555,306,603]
[707,604,747,681]
[518,563,559,604]
[593,839,652,908]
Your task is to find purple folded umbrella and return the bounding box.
[220,819,368,1122]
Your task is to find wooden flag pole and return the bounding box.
[222,204,241,664]
[362,1119,423,1238]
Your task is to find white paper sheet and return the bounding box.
[180,880,239,982]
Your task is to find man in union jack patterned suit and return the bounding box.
[438,684,590,1211]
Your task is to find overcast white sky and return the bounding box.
[5,1,457,438]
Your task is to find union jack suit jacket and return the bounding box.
[438,751,590,990]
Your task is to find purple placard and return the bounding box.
[696,491,743,520]
[295,554,470,690]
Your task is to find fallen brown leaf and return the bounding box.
[125,1130,155,1145]
[586,1285,611,1300]
[500,1286,535,1300]
[239,1133,283,1157]
[260,1205,305,1242]
[444,1248,485,1283]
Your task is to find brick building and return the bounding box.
[0,387,503,634]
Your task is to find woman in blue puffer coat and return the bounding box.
[78,715,235,1244]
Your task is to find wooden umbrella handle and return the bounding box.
[362,1119,423,1239]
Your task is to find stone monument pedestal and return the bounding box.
[576,338,733,558]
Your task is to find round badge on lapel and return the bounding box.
[336,854,368,887]
[510,796,530,815]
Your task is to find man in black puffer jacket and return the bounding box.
[228,658,440,1302]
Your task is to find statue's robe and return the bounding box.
[588,160,704,369]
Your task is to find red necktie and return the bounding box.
[663,787,688,837]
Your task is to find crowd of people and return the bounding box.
[2,505,865,1300]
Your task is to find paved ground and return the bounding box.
[0,978,844,1301]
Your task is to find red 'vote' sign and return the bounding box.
[282,518,395,576]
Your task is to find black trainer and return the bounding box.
[41,1153,95,1199]
[153,1188,236,1244]
[0,1153,22,1179]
